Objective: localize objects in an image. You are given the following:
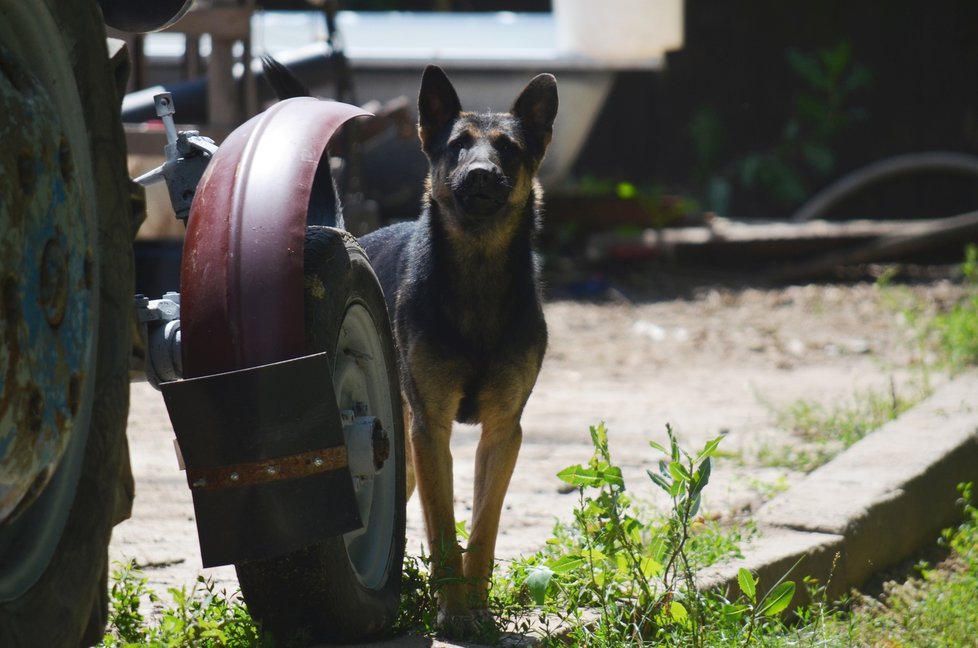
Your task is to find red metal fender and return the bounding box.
[180,98,370,378]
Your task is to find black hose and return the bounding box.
[790,151,978,222]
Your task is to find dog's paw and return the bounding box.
[436,607,498,641]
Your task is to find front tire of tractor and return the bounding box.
[236,227,405,645]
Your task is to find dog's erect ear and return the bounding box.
[511,73,558,154]
[418,65,462,152]
[260,54,311,100]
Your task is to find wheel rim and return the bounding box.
[0,0,99,600]
[333,302,397,590]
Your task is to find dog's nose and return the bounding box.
[462,162,505,194]
[462,164,502,192]
[455,161,509,214]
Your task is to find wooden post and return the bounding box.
[160,0,257,132]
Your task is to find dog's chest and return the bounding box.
[405,254,546,415]
[446,250,541,345]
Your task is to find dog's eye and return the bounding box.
[448,133,472,155]
[493,136,520,158]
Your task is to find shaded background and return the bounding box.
[584,0,978,221]
[130,0,978,296]
[271,0,978,220]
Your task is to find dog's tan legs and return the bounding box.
[463,414,523,609]
[410,409,467,623]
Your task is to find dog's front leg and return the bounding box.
[463,413,523,610]
[410,405,468,625]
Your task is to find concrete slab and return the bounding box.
[756,371,978,589]
[697,526,847,605]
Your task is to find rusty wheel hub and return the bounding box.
[0,39,95,523]
[0,0,101,602]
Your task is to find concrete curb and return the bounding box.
[699,371,978,606]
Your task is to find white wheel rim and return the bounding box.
[333,302,398,589]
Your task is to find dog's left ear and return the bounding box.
[511,73,558,154]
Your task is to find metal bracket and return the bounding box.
[133,93,217,221]
[134,292,182,389]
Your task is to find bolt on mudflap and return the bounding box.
[160,351,360,568]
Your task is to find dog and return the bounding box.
[259,57,558,633]
[360,66,557,632]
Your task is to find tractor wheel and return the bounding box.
[0,0,135,645]
[235,226,405,645]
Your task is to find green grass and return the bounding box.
[102,437,977,648]
[880,243,978,374]
[759,482,978,648]
[931,244,978,371]
[838,484,978,646]
[759,380,919,473]
[98,561,266,648]
[759,245,978,476]
[101,475,978,648]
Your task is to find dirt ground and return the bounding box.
[109,266,961,604]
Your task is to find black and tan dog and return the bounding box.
[360,66,557,630]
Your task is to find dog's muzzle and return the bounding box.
[454,164,510,216]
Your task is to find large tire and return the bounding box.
[0,0,135,646]
[236,227,405,645]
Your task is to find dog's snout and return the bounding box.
[453,160,509,216]
[463,164,501,190]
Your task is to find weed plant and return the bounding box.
[98,561,265,647]
[690,42,871,216]
[522,424,795,646]
[396,424,796,646]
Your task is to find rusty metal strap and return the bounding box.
[186,446,348,491]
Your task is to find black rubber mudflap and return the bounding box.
[161,352,361,567]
